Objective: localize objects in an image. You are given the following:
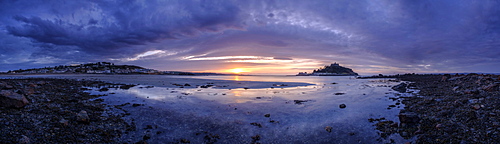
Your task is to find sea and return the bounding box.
[1,75,415,143]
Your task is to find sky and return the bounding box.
[1,0,500,75]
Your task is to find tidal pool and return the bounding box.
[84,75,413,143]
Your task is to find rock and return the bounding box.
[414,129,423,134]
[251,134,261,141]
[76,110,90,124]
[472,104,481,110]
[264,114,270,117]
[401,132,409,137]
[448,76,463,81]
[18,135,30,144]
[143,133,151,140]
[468,99,480,104]
[132,103,143,107]
[339,104,346,108]
[59,119,69,126]
[180,139,190,143]
[440,75,450,81]
[492,122,500,127]
[2,85,14,89]
[0,90,29,108]
[325,126,332,133]
[250,122,262,128]
[98,88,109,91]
[390,122,399,127]
[483,83,498,92]
[392,83,407,93]
[293,100,309,104]
[398,112,419,124]
[464,89,479,94]
[119,84,136,90]
[435,124,443,129]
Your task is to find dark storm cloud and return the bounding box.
[3,0,245,58]
[1,0,500,73]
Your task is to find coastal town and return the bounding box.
[4,62,203,75]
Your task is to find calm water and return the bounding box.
[1,75,412,143]
[86,75,412,143]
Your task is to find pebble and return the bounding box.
[250,122,262,128]
[435,124,443,129]
[251,134,261,141]
[76,110,90,124]
[180,139,190,143]
[325,126,332,133]
[472,104,481,110]
[339,104,346,108]
[59,119,69,126]
[18,135,30,144]
[143,133,151,140]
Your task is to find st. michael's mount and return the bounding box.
[297,63,358,76]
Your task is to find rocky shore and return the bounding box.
[370,74,500,143]
[0,78,131,143]
[3,74,499,143]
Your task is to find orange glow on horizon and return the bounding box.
[227,68,248,74]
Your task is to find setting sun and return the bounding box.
[228,68,247,74]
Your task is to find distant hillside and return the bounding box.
[297,63,358,76]
[6,62,157,74]
[5,62,233,76]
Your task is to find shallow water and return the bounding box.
[85,75,412,143]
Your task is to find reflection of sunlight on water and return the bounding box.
[128,88,165,101]
[91,76,411,143]
[231,90,242,97]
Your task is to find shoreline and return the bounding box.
[2,75,401,143]
[0,74,314,89]
[382,74,499,143]
[0,78,132,143]
[4,74,497,143]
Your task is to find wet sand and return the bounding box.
[0,74,313,89]
[85,75,409,143]
[2,75,411,143]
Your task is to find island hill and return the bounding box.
[3,62,222,75]
[297,63,358,76]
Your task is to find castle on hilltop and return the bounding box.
[297,62,358,76]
